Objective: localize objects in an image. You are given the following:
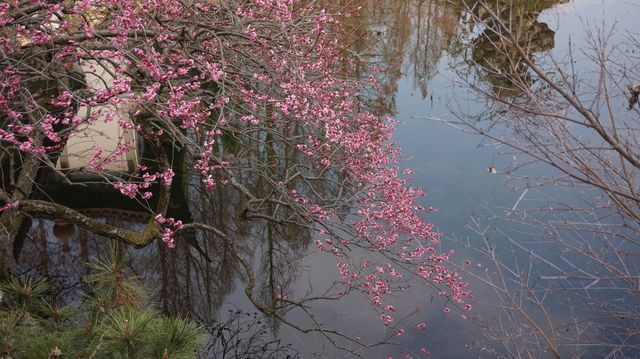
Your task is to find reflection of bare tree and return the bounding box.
[19,216,304,357]
[203,310,299,358]
[409,1,460,98]
[468,0,568,97]
[318,0,461,111]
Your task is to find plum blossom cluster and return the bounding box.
[113,168,174,199]
[154,213,184,248]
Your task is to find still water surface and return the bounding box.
[18,1,640,358]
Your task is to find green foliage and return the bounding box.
[12,328,79,359]
[0,252,203,359]
[0,276,49,310]
[85,252,147,312]
[150,317,203,359]
[91,308,156,358]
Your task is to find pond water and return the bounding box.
[16,1,640,358]
[283,1,640,357]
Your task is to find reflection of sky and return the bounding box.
[394,57,509,235]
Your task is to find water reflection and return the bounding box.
[340,0,567,100]
[468,0,568,97]
[332,0,462,111]
[354,0,460,98]
[312,0,567,135]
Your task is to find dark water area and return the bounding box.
[15,0,640,358]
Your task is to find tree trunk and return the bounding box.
[0,238,15,282]
[0,137,43,282]
[0,210,25,282]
